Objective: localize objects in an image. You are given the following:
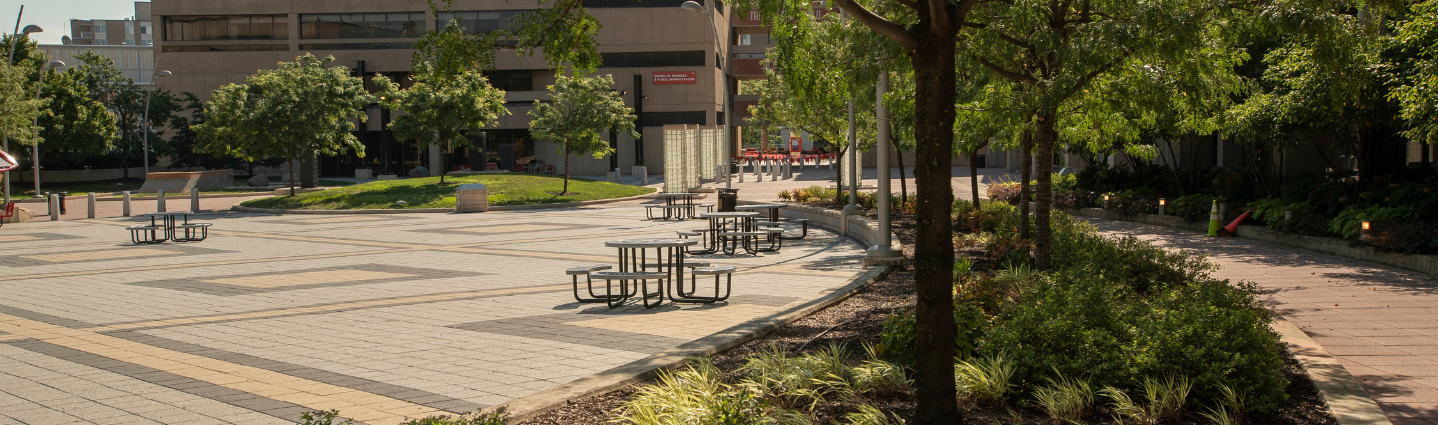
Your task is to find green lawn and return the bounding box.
[238,174,654,210]
[11,178,355,198]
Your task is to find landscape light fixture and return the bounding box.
[1158,198,1166,215]
[143,70,173,176]
[1362,220,1371,230]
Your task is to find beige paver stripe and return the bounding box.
[20,248,180,263]
[0,235,41,242]
[0,313,444,424]
[205,270,414,289]
[94,283,572,333]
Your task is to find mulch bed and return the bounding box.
[518,208,1340,425]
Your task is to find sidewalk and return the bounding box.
[1084,218,1438,424]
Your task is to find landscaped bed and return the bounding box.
[509,199,1340,425]
[238,174,654,210]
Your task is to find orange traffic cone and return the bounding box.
[1219,210,1253,237]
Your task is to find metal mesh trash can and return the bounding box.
[718,188,739,212]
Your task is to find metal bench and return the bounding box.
[567,264,615,303]
[674,265,736,303]
[754,227,785,252]
[127,225,166,244]
[781,218,810,240]
[174,223,212,242]
[589,271,668,309]
[645,205,687,220]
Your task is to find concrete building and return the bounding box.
[151,0,768,178]
[68,2,154,47]
[38,45,158,85]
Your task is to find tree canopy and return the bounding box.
[194,54,373,194]
[528,73,638,194]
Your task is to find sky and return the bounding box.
[0,0,140,45]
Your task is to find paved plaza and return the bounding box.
[1087,218,1438,424]
[0,201,868,424]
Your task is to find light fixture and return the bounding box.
[1158,198,1166,215]
[21,25,42,35]
[157,70,172,77]
[1362,220,1371,230]
[46,60,64,69]
[681,1,706,11]
[1158,198,1165,206]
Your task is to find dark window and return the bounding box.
[600,51,705,68]
[163,15,287,41]
[299,42,415,50]
[300,13,425,39]
[483,70,534,91]
[436,11,529,34]
[161,44,290,52]
[643,111,706,126]
[581,0,687,7]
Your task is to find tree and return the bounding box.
[167,92,284,175]
[194,54,373,195]
[1393,0,1438,157]
[36,67,117,167]
[528,74,638,195]
[379,17,512,184]
[0,63,44,154]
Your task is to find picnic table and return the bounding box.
[647,193,701,220]
[600,238,701,308]
[130,211,211,244]
[694,211,781,255]
[735,203,786,222]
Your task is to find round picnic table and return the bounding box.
[138,211,195,243]
[736,204,786,222]
[651,193,701,220]
[604,238,699,307]
[697,212,764,255]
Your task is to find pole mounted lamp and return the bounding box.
[31,60,64,198]
[143,70,173,177]
[3,22,41,204]
[681,0,732,188]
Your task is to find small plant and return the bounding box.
[954,352,1016,405]
[851,345,913,395]
[1199,384,1247,425]
[1032,369,1094,424]
[1101,375,1192,424]
[300,410,353,425]
[843,404,904,425]
[738,343,854,409]
[400,408,509,424]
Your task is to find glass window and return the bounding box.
[164,15,286,41]
[437,11,530,35]
[96,24,107,33]
[300,12,423,39]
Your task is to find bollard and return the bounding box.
[122,191,131,217]
[157,189,166,212]
[1219,203,1228,223]
[754,159,761,180]
[770,159,778,181]
[88,193,96,219]
[1284,210,1293,231]
[1157,198,1166,216]
[738,161,744,183]
[191,189,200,213]
[50,194,60,221]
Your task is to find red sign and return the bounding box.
[653,71,697,84]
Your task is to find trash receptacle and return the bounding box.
[718,188,739,212]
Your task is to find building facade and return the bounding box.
[39,45,158,85]
[151,0,768,178]
[68,2,154,47]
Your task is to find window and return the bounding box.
[301,13,425,39]
[95,24,107,33]
[164,15,288,41]
[140,40,152,46]
[95,38,107,45]
[140,25,148,34]
[600,51,705,68]
[298,42,414,50]
[581,0,686,7]
[738,34,769,45]
[435,11,528,35]
[481,70,534,91]
[732,53,764,58]
[162,44,290,52]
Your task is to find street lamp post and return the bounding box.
[142,70,172,177]
[681,0,731,188]
[31,60,65,198]
[3,19,41,204]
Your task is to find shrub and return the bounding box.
[1329,205,1415,239]
[987,182,1022,204]
[1168,193,1216,223]
[1053,190,1100,210]
[1246,198,1306,229]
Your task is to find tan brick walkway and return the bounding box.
[0,201,867,424]
[1084,218,1438,424]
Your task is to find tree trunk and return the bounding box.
[439,142,447,185]
[287,155,296,196]
[970,150,981,209]
[896,142,908,206]
[562,145,571,196]
[909,33,961,425]
[1019,133,1033,240]
[1034,112,1057,270]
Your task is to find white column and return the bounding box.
[867,70,900,261]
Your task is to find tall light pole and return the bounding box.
[867,69,900,261]
[3,17,41,204]
[31,60,64,198]
[142,70,172,176]
[681,0,731,188]
[840,9,861,216]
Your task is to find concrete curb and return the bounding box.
[496,265,892,423]
[227,192,659,215]
[1272,318,1393,425]
[1069,208,1438,277]
[11,191,277,203]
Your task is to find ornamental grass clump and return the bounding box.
[1031,370,1095,424]
[954,353,1016,405]
[1101,375,1193,424]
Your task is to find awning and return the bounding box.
[0,149,17,173]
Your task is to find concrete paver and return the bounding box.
[0,200,868,424]
[1085,218,1438,424]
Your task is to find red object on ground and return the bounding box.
[1219,210,1253,237]
[0,149,17,173]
